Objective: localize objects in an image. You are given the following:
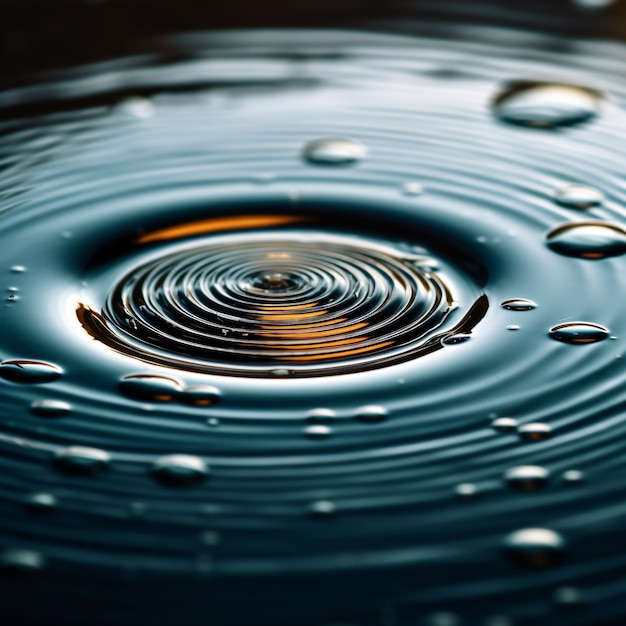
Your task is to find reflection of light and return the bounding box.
[137,215,307,243]
[285,341,394,361]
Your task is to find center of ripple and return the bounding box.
[79,221,487,377]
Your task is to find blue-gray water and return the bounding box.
[0,22,626,626]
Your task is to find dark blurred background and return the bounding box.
[1,0,625,88]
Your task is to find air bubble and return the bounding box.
[152,454,209,487]
[549,322,609,344]
[554,184,604,209]
[518,422,552,442]
[503,528,566,568]
[500,298,536,311]
[180,385,220,406]
[30,399,72,417]
[545,222,626,259]
[302,137,367,165]
[505,465,550,491]
[493,81,602,128]
[355,405,388,423]
[0,360,63,384]
[54,446,110,475]
[119,374,181,402]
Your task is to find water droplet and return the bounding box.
[304,424,332,439]
[503,528,566,568]
[270,368,292,377]
[129,501,147,517]
[207,418,220,428]
[1,549,46,574]
[554,184,604,209]
[306,408,336,423]
[302,137,367,165]
[23,492,57,514]
[119,374,181,402]
[402,182,424,196]
[424,612,460,626]
[492,417,518,433]
[355,405,388,423]
[116,96,154,119]
[562,469,585,485]
[549,322,609,344]
[6,293,19,302]
[554,586,584,608]
[545,222,626,259]
[441,333,472,345]
[309,500,336,517]
[517,422,552,442]
[493,81,601,128]
[200,530,221,546]
[455,483,478,499]
[9,265,26,273]
[0,360,63,384]
[30,399,72,417]
[573,0,615,10]
[179,385,220,406]
[506,325,520,331]
[54,446,110,475]
[505,466,550,491]
[500,298,537,311]
[152,454,209,487]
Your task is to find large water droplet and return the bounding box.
[152,454,209,487]
[503,528,567,568]
[500,298,537,311]
[0,360,63,384]
[119,374,181,402]
[518,422,552,442]
[302,138,367,165]
[545,222,626,259]
[54,446,111,475]
[493,81,602,128]
[554,184,604,209]
[549,322,609,344]
[30,399,72,417]
[505,465,550,491]
[179,385,220,406]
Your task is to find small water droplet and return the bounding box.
[207,418,220,428]
[545,222,626,259]
[503,528,566,568]
[302,137,367,165]
[179,385,220,406]
[562,469,585,485]
[442,333,472,345]
[304,424,332,439]
[492,417,518,433]
[455,483,478,499]
[518,422,552,442]
[505,465,550,491]
[252,172,276,184]
[270,368,292,377]
[506,325,520,331]
[554,586,584,608]
[554,184,604,209]
[6,293,19,302]
[30,399,72,417]
[309,500,336,517]
[116,96,154,119]
[424,612,460,626]
[306,408,336,423]
[54,446,110,475]
[493,81,602,128]
[9,265,26,273]
[119,374,181,402]
[402,182,424,196]
[200,530,221,546]
[0,360,63,384]
[500,298,537,311]
[355,405,388,423]
[23,492,57,514]
[1,549,46,574]
[152,454,209,487]
[549,322,609,344]
[129,501,147,517]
